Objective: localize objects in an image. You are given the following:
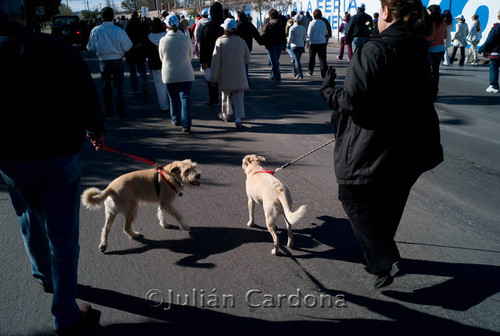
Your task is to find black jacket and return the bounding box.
[346,10,373,43]
[125,18,149,64]
[0,21,105,161]
[261,18,285,48]
[236,20,263,52]
[321,21,443,184]
[200,2,224,67]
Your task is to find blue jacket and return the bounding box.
[478,23,500,59]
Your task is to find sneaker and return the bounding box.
[182,127,191,133]
[55,303,101,336]
[486,85,499,93]
[218,113,230,122]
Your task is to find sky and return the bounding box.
[67,0,123,13]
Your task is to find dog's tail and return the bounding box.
[277,190,307,225]
[81,187,110,210]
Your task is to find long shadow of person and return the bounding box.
[381,258,500,311]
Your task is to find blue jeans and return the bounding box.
[286,42,295,61]
[266,44,282,82]
[167,81,192,127]
[489,58,499,89]
[99,58,125,117]
[128,61,148,93]
[450,46,465,66]
[352,37,367,51]
[291,46,304,77]
[0,154,81,330]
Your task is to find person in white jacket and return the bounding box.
[159,14,195,133]
[467,14,482,65]
[450,14,469,66]
[288,15,307,79]
[208,18,250,129]
[306,9,328,77]
[87,7,132,118]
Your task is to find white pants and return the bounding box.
[221,90,245,119]
[443,48,450,65]
[467,40,479,63]
[151,69,169,111]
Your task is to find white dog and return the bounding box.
[81,159,200,252]
[242,154,307,255]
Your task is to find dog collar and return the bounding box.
[157,168,183,197]
[253,170,275,176]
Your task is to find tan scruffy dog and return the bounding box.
[242,154,307,255]
[81,159,201,252]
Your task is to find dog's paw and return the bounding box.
[161,222,175,229]
[247,221,256,227]
[180,224,190,231]
[126,231,142,239]
[272,247,279,256]
[99,244,107,253]
[287,240,294,249]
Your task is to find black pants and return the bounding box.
[308,43,328,77]
[338,173,420,274]
[207,77,219,105]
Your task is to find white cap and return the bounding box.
[456,14,464,20]
[166,13,179,28]
[220,18,237,31]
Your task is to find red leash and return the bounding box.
[253,170,275,176]
[96,143,183,196]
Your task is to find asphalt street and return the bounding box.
[1,42,499,336]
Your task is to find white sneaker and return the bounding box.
[218,112,230,122]
[486,86,499,93]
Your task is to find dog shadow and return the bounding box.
[105,226,296,268]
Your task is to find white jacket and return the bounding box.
[87,22,133,60]
[159,30,194,84]
[288,24,307,48]
[468,20,482,43]
[307,19,327,45]
[453,21,469,47]
[208,34,250,91]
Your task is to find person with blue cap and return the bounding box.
[194,8,210,66]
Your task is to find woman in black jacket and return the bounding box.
[236,11,263,78]
[321,0,443,289]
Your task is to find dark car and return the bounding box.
[51,16,85,46]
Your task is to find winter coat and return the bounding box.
[125,17,149,64]
[208,34,250,91]
[452,21,469,47]
[468,20,482,42]
[261,18,285,48]
[478,23,500,59]
[158,30,194,84]
[145,31,166,70]
[320,21,443,184]
[236,20,263,52]
[0,21,105,160]
[199,2,224,67]
[346,10,373,43]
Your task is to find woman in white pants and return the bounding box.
[208,18,250,129]
[442,10,453,66]
[146,18,169,112]
[467,14,482,65]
